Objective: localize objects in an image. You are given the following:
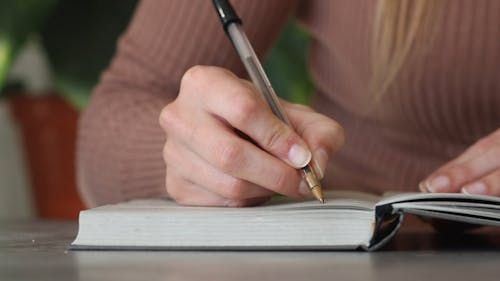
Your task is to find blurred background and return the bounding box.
[0,0,312,220]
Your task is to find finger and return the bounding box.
[456,129,500,163]
[166,172,272,207]
[166,172,228,206]
[186,66,312,169]
[160,107,304,198]
[423,145,500,193]
[461,169,500,196]
[284,101,344,179]
[429,130,500,175]
[163,140,275,200]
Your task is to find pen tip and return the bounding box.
[311,186,324,204]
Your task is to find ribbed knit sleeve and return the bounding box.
[77,0,296,207]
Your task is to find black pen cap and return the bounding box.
[212,0,242,31]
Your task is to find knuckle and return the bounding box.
[262,122,290,152]
[159,105,178,131]
[181,65,231,90]
[165,175,182,200]
[214,141,243,173]
[162,142,177,165]
[181,65,209,86]
[448,164,474,185]
[221,178,247,200]
[333,122,345,147]
[162,143,170,162]
[166,177,197,206]
[229,93,260,125]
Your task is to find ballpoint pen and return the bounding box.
[212,0,325,203]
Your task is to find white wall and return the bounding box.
[0,39,52,219]
[0,101,35,219]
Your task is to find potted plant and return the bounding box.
[0,0,137,219]
[1,0,312,219]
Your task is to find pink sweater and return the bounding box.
[77,0,500,207]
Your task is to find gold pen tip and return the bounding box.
[311,186,325,204]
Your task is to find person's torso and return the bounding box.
[298,0,500,193]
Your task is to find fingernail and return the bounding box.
[426,175,450,192]
[288,144,312,168]
[462,182,488,195]
[299,180,310,196]
[418,181,429,193]
[312,149,328,180]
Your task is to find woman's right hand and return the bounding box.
[159,66,344,207]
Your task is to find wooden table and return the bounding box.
[1,217,499,281]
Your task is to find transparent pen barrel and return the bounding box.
[227,24,291,126]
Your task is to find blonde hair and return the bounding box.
[371,0,442,100]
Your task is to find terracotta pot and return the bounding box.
[9,95,85,219]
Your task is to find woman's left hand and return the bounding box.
[420,128,500,196]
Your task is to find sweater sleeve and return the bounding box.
[77,0,297,207]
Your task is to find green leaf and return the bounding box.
[0,0,58,94]
[41,0,137,110]
[0,38,13,90]
[264,21,313,105]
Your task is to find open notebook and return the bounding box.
[70,191,500,251]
